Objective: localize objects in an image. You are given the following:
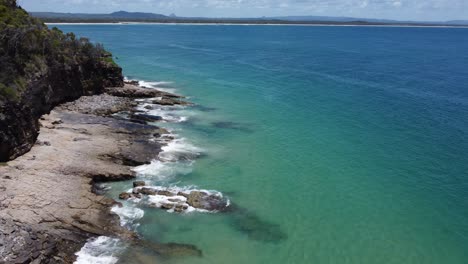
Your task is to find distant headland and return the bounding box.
[29,11,468,27]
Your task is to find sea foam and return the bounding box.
[132,185,229,213]
[74,236,124,264]
[110,205,144,228]
[138,80,177,93]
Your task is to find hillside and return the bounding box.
[0,0,123,161]
[29,10,468,26]
[31,10,169,21]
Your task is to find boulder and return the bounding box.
[186,191,228,211]
[156,190,175,197]
[119,192,131,200]
[161,203,174,210]
[174,204,189,213]
[137,187,157,195]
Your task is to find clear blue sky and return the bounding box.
[18,0,468,21]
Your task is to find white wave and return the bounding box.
[74,236,124,264]
[111,205,144,228]
[138,80,177,93]
[132,134,201,181]
[132,185,228,213]
[159,137,202,162]
[133,159,194,181]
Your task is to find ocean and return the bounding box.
[55,24,468,264]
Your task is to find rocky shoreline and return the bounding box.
[0,82,194,263]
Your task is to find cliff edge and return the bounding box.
[0,0,123,161]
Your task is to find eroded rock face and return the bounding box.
[0,61,123,163]
[0,218,87,264]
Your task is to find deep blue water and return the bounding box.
[57,24,468,264]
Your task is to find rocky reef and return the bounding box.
[119,183,230,213]
[0,82,196,263]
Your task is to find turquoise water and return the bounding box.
[58,24,468,263]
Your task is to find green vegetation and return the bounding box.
[0,0,116,101]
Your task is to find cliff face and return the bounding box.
[0,0,123,161]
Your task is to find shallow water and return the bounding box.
[57,24,468,264]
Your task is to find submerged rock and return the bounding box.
[212,121,253,133]
[135,240,203,258]
[119,192,141,200]
[152,97,191,106]
[227,204,287,243]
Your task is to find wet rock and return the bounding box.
[106,84,183,99]
[118,141,162,166]
[156,190,175,197]
[137,187,158,195]
[133,181,146,187]
[152,97,191,106]
[124,80,140,86]
[161,203,174,210]
[91,172,135,182]
[92,183,110,195]
[129,113,163,123]
[119,192,132,200]
[186,191,228,211]
[177,191,190,199]
[174,204,189,213]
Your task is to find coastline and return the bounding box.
[45,22,468,28]
[0,82,197,263]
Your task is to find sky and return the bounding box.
[18,0,468,21]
